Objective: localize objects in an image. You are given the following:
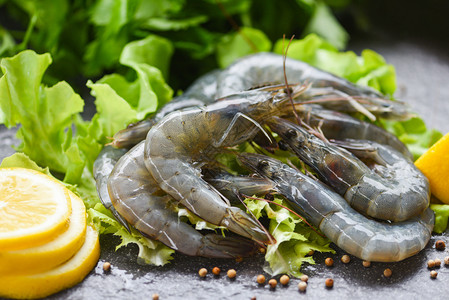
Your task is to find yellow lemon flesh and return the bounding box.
[0,191,87,275]
[0,225,100,300]
[415,132,449,204]
[0,168,72,251]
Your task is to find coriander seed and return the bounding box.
[300,274,309,282]
[198,268,207,277]
[325,278,334,288]
[103,262,111,272]
[268,278,277,289]
[298,281,307,292]
[430,270,438,279]
[435,240,446,251]
[325,257,334,267]
[362,261,371,268]
[256,274,266,285]
[227,269,237,279]
[434,258,441,267]
[427,260,435,269]
[212,267,221,276]
[280,275,290,286]
[341,255,350,264]
[383,268,392,278]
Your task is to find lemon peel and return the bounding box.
[0,225,100,299]
[415,132,449,204]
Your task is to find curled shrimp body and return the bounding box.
[238,153,434,262]
[111,70,220,148]
[290,104,413,159]
[143,85,306,244]
[108,141,259,258]
[267,116,430,222]
[216,52,413,121]
[93,146,130,230]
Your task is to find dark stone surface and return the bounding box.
[2,4,449,298]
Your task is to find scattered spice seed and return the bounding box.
[434,258,441,267]
[341,255,350,264]
[212,267,221,276]
[298,281,307,292]
[268,279,277,289]
[427,260,436,269]
[430,270,438,279]
[198,268,207,277]
[300,274,309,282]
[259,247,266,254]
[103,262,111,272]
[307,250,315,256]
[280,275,290,286]
[444,256,449,266]
[256,274,266,285]
[251,297,256,300]
[362,261,371,268]
[435,240,446,251]
[227,269,237,279]
[325,257,334,267]
[383,268,392,278]
[152,294,159,300]
[235,257,243,263]
[325,278,334,288]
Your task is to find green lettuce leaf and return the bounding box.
[431,204,449,234]
[245,196,334,276]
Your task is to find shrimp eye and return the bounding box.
[286,129,297,138]
[258,160,269,170]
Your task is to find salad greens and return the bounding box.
[0,0,447,276]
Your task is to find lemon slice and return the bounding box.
[0,225,100,299]
[415,132,449,204]
[0,168,72,251]
[0,191,87,275]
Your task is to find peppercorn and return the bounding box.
[280,275,290,286]
[430,270,438,279]
[300,274,309,282]
[427,260,436,269]
[325,278,334,288]
[198,268,207,277]
[341,255,350,264]
[212,267,221,276]
[444,256,449,266]
[435,240,446,251]
[298,281,307,292]
[227,269,237,279]
[325,257,334,267]
[383,268,392,278]
[256,274,266,284]
[103,262,111,272]
[268,278,277,289]
[434,258,441,267]
[362,261,371,268]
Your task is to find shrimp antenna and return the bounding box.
[282,34,303,126]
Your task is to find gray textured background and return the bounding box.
[1,2,449,299]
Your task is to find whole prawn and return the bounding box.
[238,153,434,262]
[143,84,306,244]
[104,142,259,258]
[216,52,413,121]
[267,116,429,222]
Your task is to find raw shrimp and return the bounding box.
[267,116,429,222]
[93,146,130,230]
[216,52,413,121]
[238,153,434,262]
[107,141,259,258]
[288,104,413,159]
[111,70,220,148]
[143,84,306,244]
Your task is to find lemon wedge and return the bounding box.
[0,225,100,299]
[0,191,87,275]
[415,132,449,204]
[0,168,72,251]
